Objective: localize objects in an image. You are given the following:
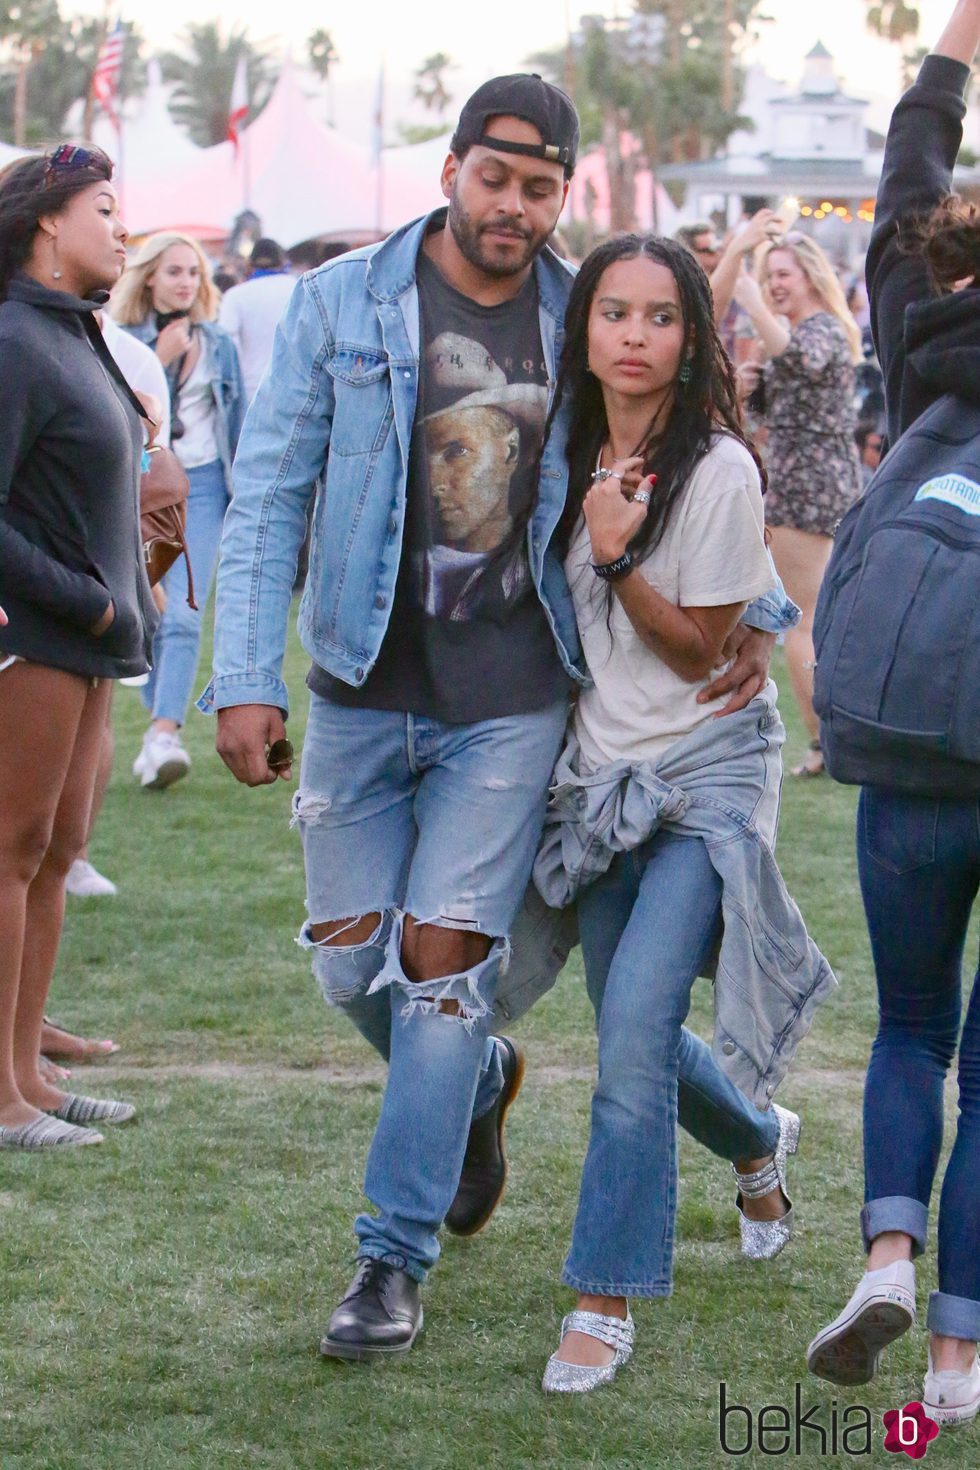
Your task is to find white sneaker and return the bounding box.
[132,730,191,790]
[65,859,117,897]
[807,1261,916,1386]
[924,1349,980,1426]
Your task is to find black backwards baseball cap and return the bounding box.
[451,73,580,174]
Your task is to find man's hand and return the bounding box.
[216,704,292,786]
[697,625,775,717]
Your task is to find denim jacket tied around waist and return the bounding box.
[196,209,799,718]
[499,686,837,1110]
[124,317,245,486]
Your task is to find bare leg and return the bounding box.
[12,675,113,1113]
[39,1021,117,1061]
[558,1294,628,1367]
[76,696,114,862]
[768,525,833,767]
[310,913,492,1009]
[866,1232,976,1373]
[0,664,91,1128]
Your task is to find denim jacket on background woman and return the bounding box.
[498,687,837,1110]
[198,209,798,718]
[124,317,245,485]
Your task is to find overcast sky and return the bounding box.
[79,0,968,141]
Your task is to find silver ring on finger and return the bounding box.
[633,490,651,505]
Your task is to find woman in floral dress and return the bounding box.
[735,235,863,775]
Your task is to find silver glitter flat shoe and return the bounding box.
[541,1307,635,1394]
[45,1094,136,1126]
[733,1103,801,1261]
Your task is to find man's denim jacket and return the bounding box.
[501,688,837,1108]
[199,210,798,716]
[125,318,245,486]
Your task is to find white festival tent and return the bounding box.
[88,60,201,175]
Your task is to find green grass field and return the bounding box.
[1,627,976,1470]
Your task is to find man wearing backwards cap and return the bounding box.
[204,73,785,1361]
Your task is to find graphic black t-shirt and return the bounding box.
[309,249,569,722]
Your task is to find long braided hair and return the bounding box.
[552,234,764,567]
[0,146,114,303]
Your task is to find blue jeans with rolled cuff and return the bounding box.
[562,829,780,1299]
[858,786,980,1342]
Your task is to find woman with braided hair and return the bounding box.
[535,235,832,1392]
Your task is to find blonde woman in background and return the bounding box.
[112,233,244,789]
[735,234,863,776]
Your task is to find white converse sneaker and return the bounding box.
[66,859,117,897]
[807,1261,916,1386]
[924,1349,980,1426]
[133,730,190,790]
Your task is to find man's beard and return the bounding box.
[447,188,544,278]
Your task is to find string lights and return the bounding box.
[796,199,876,224]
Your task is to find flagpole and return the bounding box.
[228,55,250,214]
[115,111,124,218]
[242,125,250,212]
[374,62,385,236]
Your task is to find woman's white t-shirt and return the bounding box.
[175,336,220,469]
[566,433,777,770]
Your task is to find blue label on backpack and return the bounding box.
[914,474,980,516]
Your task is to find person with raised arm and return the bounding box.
[807,0,980,1426]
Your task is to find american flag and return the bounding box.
[92,20,124,128]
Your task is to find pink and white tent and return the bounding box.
[118,64,378,244]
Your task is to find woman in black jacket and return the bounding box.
[0,145,152,1148]
[807,0,980,1426]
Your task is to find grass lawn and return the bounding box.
[1,623,976,1470]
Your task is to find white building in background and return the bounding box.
[662,40,978,264]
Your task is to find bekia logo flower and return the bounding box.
[883,1401,940,1458]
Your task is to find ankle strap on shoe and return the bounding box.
[561,1309,634,1351]
[732,1157,780,1198]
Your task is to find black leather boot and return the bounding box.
[444,1036,525,1236]
[319,1258,423,1361]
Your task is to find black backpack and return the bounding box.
[813,392,980,796]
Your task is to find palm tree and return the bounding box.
[161,23,276,148]
[413,52,454,123]
[864,1,921,84]
[307,26,338,125]
[864,2,920,44]
[0,0,61,146]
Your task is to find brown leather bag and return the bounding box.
[140,445,197,607]
[79,312,198,611]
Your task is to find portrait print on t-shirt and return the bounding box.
[413,329,548,621]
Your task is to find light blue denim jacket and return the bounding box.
[500,687,837,1108]
[124,317,245,485]
[199,210,798,716]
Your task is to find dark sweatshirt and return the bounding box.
[866,54,980,446]
[0,274,157,678]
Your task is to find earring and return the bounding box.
[51,241,61,281]
[678,361,692,386]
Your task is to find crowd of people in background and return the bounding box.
[1,0,977,1427]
